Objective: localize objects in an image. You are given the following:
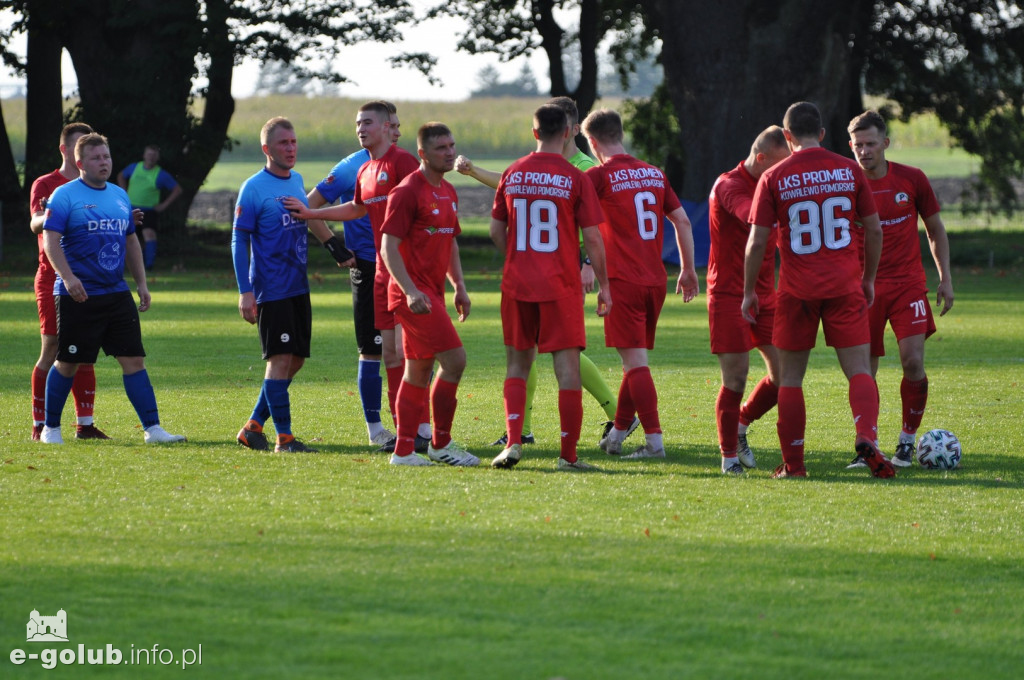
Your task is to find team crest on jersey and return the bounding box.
[98,242,122,271]
[895,191,910,208]
[235,205,244,218]
[377,170,390,184]
[323,174,336,185]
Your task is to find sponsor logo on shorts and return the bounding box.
[68,345,78,354]
[280,333,290,343]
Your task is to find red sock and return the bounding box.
[614,370,636,430]
[716,385,743,455]
[901,376,928,436]
[739,376,778,426]
[32,366,47,423]
[503,377,527,445]
[776,386,806,472]
[394,380,427,456]
[558,389,583,463]
[849,373,879,443]
[625,366,660,434]
[385,365,404,426]
[72,363,96,419]
[430,377,458,450]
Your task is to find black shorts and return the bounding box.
[350,258,382,356]
[55,290,145,363]
[138,207,159,232]
[257,293,312,360]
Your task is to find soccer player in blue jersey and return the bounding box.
[233,117,351,453]
[39,133,186,445]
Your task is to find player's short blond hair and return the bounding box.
[260,117,294,147]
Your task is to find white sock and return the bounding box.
[417,423,432,439]
[899,431,916,446]
[738,422,749,435]
[367,421,385,440]
[77,416,94,426]
[722,454,739,470]
[646,433,663,451]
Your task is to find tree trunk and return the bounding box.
[643,0,872,201]
[0,103,24,248]
[24,1,65,188]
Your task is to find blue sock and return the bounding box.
[249,383,271,425]
[123,369,160,428]
[144,239,157,269]
[264,378,291,436]
[358,359,383,425]
[44,366,75,428]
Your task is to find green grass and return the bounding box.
[1,243,1022,678]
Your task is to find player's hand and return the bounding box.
[595,288,612,317]
[861,278,875,308]
[282,196,312,219]
[454,288,471,322]
[455,155,473,175]
[323,235,355,268]
[676,268,699,302]
[132,208,145,227]
[936,279,954,316]
[741,292,759,324]
[65,275,88,303]
[136,286,151,312]
[239,292,257,325]
[580,263,596,293]
[407,289,432,315]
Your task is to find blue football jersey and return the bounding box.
[315,149,376,262]
[43,179,135,296]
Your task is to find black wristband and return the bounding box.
[324,235,354,264]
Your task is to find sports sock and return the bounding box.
[626,366,661,434]
[123,369,160,428]
[716,385,743,456]
[44,366,75,428]
[357,359,383,429]
[503,377,527,445]
[848,373,879,444]
[901,376,928,436]
[613,370,636,431]
[419,370,433,438]
[722,454,740,471]
[523,362,538,432]
[263,378,291,436]
[581,352,617,419]
[385,365,404,426]
[739,375,778,426]
[249,382,270,426]
[143,238,157,269]
[430,377,458,450]
[32,365,47,425]
[395,380,427,456]
[645,432,664,451]
[558,388,583,463]
[73,363,97,424]
[776,386,806,472]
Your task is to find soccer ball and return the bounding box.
[916,429,962,469]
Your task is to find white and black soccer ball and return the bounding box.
[916,429,962,469]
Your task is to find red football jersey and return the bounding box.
[30,170,74,273]
[750,147,877,299]
[381,171,461,309]
[492,152,604,302]
[353,144,420,251]
[585,154,680,287]
[868,162,940,286]
[707,162,776,299]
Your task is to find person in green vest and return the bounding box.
[117,145,182,270]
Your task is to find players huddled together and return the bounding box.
[31,98,952,478]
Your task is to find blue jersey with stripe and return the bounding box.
[233,168,311,303]
[43,179,135,296]
[315,149,376,261]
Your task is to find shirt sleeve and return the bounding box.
[156,169,179,191]
[42,186,70,234]
[380,183,416,239]
[233,181,258,233]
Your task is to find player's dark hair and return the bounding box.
[783,102,822,139]
[581,109,623,144]
[74,132,109,159]
[847,110,887,136]
[144,143,161,153]
[358,100,392,123]
[60,123,93,146]
[376,100,398,115]
[547,96,580,124]
[533,104,568,141]
[752,125,787,154]
[418,122,452,149]
[260,116,294,146]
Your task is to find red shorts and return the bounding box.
[35,266,57,336]
[373,267,397,331]
[604,279,665,349]
[773,289,869,351]
[395,291,462,360]
[501,293,585,354]
[868,280,936,356]
[708,293,775,354]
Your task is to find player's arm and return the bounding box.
[29,194,47,235]
[282,196,366,222]
[581,224,611,317]
[489,218,508,252]
[116,169,128,191]
[860,212,882,308]
[447,240,470,322]
[155,183,182,213]
[124,232,151,312]
[231,228,257,324]
[922,211,954,315]
[381,233,430,314]
[455,155,501,190]
[668,206,700,302]
[741,225,771,323]
[42,229,86,302]
[302,188,354,267]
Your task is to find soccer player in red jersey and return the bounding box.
[707,126,790,474]
[847,110,954,468]
[742,101,895,479]
[28,122,110,441]
[489,104,612,471]
[380,122,478,467]
[581,108,699,460]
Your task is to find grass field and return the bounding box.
[1,238,1023,678]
